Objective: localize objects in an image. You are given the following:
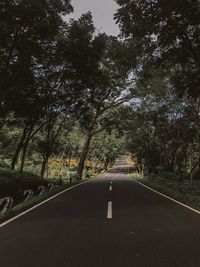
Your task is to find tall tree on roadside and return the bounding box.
[0,0,73,122]
[61,15,132,179]
[115,0,200,98]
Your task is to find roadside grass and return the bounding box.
[0,168,45,197]
[0,179,89,224]
[0,166,88,199]
[131,173,200,211]
[21,158,104,179]
[0,161,108,223]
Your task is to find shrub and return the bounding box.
[0,169,46,202]
[0,160,9,169]
[159,171,179,181]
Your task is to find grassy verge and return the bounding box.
[0,164,107,224]
[0,179,89,224]
[131,174,200,211]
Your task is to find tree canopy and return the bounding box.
[0,0,200,183]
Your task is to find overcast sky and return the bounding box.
[69,0,120,36]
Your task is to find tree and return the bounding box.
[66,29,132,179]
[115,0,200,98]
[0,0,74,170]
[89,130,126,171]
[0,0,73,114]
[36,114,70,178]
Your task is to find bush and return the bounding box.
[0,160,9,169]
[129,166,138,173]
[159,171,179,181]
[0,169,47,203]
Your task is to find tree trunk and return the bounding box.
[77,132,93,180]
[11,125,28,170]
[58,145,67,177]
[40,156,48,179]
[76,109,100,180]
[20,126,33,174]
[104,157,109,170]
[94,155,103,170]
[40,128,51,179]
[68,151,71,166]
[40,120,54,179]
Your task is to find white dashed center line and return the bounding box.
[107,201,112,219]
[109,186,112,191]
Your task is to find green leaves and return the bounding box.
[115,0,200,98]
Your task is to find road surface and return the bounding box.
[1,159,200,266]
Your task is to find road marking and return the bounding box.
[0,179,99,229]
[133,179,200,216]
[110,181,113,184]
[0,160,120,228]
[107,201,112,219]
[109,186,112,191]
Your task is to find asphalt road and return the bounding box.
[1,159,200,267]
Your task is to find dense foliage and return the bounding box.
[0,0,200,184]
[0,1,130,181]
[115,0,200,180]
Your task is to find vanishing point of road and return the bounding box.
[1,159,200,267]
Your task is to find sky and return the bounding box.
[69,0,120,36]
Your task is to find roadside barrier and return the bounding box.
[0,182,62,215]
[0,197,14,215]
